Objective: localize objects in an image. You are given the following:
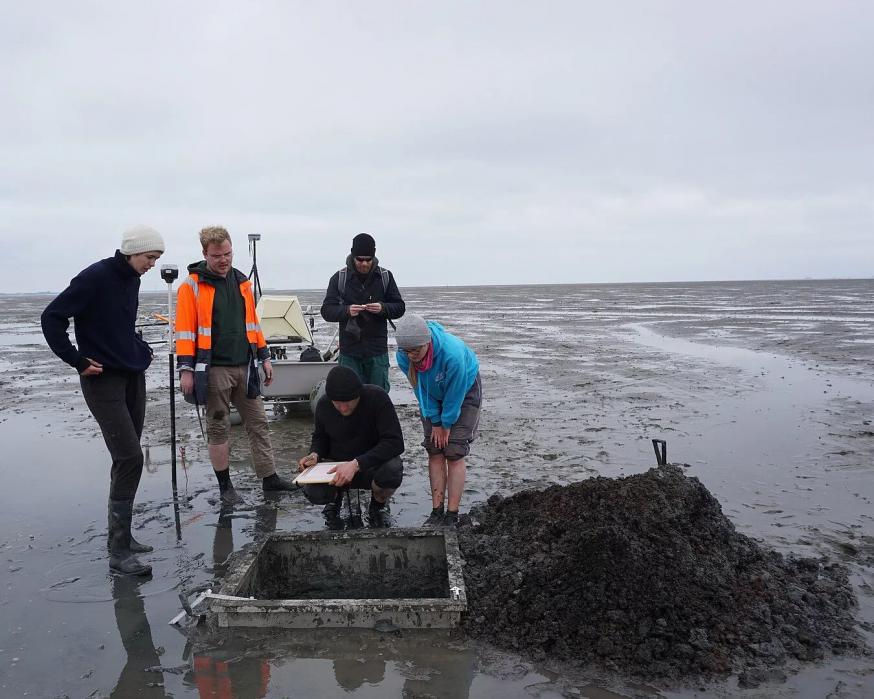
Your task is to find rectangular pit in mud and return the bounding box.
[212,528,466,629]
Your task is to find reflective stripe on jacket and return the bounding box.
[175,269,268,403]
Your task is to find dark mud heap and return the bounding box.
[458,465,864,681]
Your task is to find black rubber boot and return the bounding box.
[423,504,445,528]
[442,510,459,529]
[262,473,296,492]
[322,490,343,519]
[215,469,244,505]
[129,534,153,554]
[108,498,152,576]
[219,485,245,506]
[368,497,391,529]
[107,503,153,553]
[318,490,346,530]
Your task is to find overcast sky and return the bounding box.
[2,1,872,293]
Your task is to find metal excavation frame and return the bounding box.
[211,528,467,629]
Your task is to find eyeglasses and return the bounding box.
[354,256,373,263]
[399,344,428,355]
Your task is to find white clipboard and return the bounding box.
[293,461,340,485]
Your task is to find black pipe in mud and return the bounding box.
[458,465,868,685]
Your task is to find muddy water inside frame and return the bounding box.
[0,278,873,698]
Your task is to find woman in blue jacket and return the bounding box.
[395,314,481,528]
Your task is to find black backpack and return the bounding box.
[299,345,322,362]
[337,266,390,299]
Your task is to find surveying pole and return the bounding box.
[248,233,262,303]
[160,264,180,488]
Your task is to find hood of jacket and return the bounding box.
[345,254,381,283]
[425,320,450,355]
[187,260,247,286]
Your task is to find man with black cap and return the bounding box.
[298,366,404,527]
[41,225,166,576]
[320,233,405,391]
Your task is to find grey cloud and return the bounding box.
[1,1,872,292]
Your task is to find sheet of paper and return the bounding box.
[293,461,341,485]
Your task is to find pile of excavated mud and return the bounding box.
[458,465,865,683]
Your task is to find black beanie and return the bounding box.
[325,366,363,401]
[351,233,376,257]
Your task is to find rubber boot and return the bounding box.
[368,497,391,529]
[262,473,297,492]
[442,510,459,529]
[423,504,445,528]
[108,498,152,576]
[129,533,153,554]
[107,502,153,553]
[322,490,345,530]
[220,485,245,506]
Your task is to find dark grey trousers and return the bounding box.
[80,368,146,500]
[303,456,404,505]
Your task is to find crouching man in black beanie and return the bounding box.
[298,366,404,527]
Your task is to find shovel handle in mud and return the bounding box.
[652,439,667,466]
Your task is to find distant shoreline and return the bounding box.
[7,276,873,297]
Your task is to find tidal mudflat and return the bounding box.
[1,279,872,698]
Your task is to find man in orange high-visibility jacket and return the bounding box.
[176,226,296,504]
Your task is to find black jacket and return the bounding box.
[310,385,404,474]
[41,251,152,373]
[320,255,405,358]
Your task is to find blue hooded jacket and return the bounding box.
[396,321,479,428]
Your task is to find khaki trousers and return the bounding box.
[205,365,275,478]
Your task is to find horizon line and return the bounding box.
[6,275,873,296]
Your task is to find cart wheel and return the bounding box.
[310,379,326,415]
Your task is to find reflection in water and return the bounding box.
[329,634,475,697]
[254,494,280,537]
[183,497,280,697]
[185,630,478,699]
[212,504,235,578]
[187,655,271,698]
[333,656,386,690]
[212,497,280,577]
[401,642,475,698]
[110,574,168,698]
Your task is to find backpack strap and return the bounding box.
[380,268,396,330]
[339,266,396,329]
[337,267,347,300]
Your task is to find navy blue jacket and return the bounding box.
[41,251,153,373]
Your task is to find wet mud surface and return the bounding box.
[1,279,874,697]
